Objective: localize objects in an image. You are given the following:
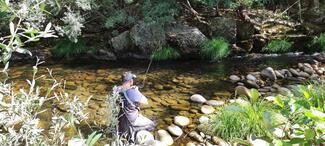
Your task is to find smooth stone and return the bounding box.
[199,116,210,124]
[277,87,293,96]
[190,94,207,103]
[189,131,204,143]
[146,140,167,146]
[174,116,190,127]
[205,141,213,146]
[246,74,257,81]
[229,75,241,83]
[205,100,225,107]
[245,80,260,89]
[298,71,310,78]
[186,142,196,146]
[68,138,86,146]
[289,68,300,77]
[260,67,277,81]
[249,138,270,146]
[157,129,174,146]
[273,128,285,138]
[212,136,229,146]
[167,124,183,136]
[274,70,284,79]
[201,105,215,114]
[136,130,154,145]
[265,96,275,102]
[235,86,251,97]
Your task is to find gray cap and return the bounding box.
[122,71,136,82]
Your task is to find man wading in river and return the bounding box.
[117,71,155,142]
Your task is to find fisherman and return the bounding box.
[117,71,155,142]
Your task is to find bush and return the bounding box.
[263,39,292,53]
[150,47,180,61]
[209,89,277,142]
[201,37,230,60]
[312,33,325,52]
[52,38,93,58]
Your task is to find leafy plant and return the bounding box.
[52,38,92,58]
[85,131,102,146]
[312,33,325,52]
[210,89,277,142]
[150,47,180,61]
[201,37,230,60]
[273,83,325,145]
[262,39,292,53]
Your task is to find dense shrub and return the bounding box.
[312,33,325,52]
[151,47,180,61]
[262,39,292,53]
[200,37,230,60]
[52,38,93,58]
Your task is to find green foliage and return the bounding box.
[210,89,277,142]
[52,38,92,58]
[104,10,135,29]
[312,33,325,52]
[263,39,292,53]
[141,0,179,25]
[86,131,102,146]
[274,83,325,145]
[151,47,180,61]
[201,37,230,60]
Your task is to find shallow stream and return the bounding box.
[7,55,314,145]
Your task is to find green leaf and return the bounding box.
[0,43,6,49]
[90,133,102,146]
[304,129,315,140]
[303,91,311,99]
[249,88,260,103]
[15,48,32,56]
[305,109,325,122]
[274,96,284,108]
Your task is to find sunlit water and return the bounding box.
[6,55,313,145]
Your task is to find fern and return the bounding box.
[151,47,180,61]
[104,10,135,29]
[141,0,179,25]
[52,38,92,58]
[200,37,230,60]
[263,39,292,53]
[312,33,325,52]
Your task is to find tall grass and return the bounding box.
[312,33,325,52]
[263,39,292,53]
[200,37,230,60]
[150,47,180,61]
[209,89,277,142]
[52,38,92,58]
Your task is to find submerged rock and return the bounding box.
[190,94,207,103]
[174,116,190,127]
[261,67,277,81]
[157,129,174,146]
[201,105,215,114]
[167,124,183,136]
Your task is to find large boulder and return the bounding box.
[166,23,207,55]
[130,22,166,56]
[210,17,237,43]
[260,67,277,81]
[110,31,134,55]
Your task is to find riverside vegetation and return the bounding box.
[0,0,325,145]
